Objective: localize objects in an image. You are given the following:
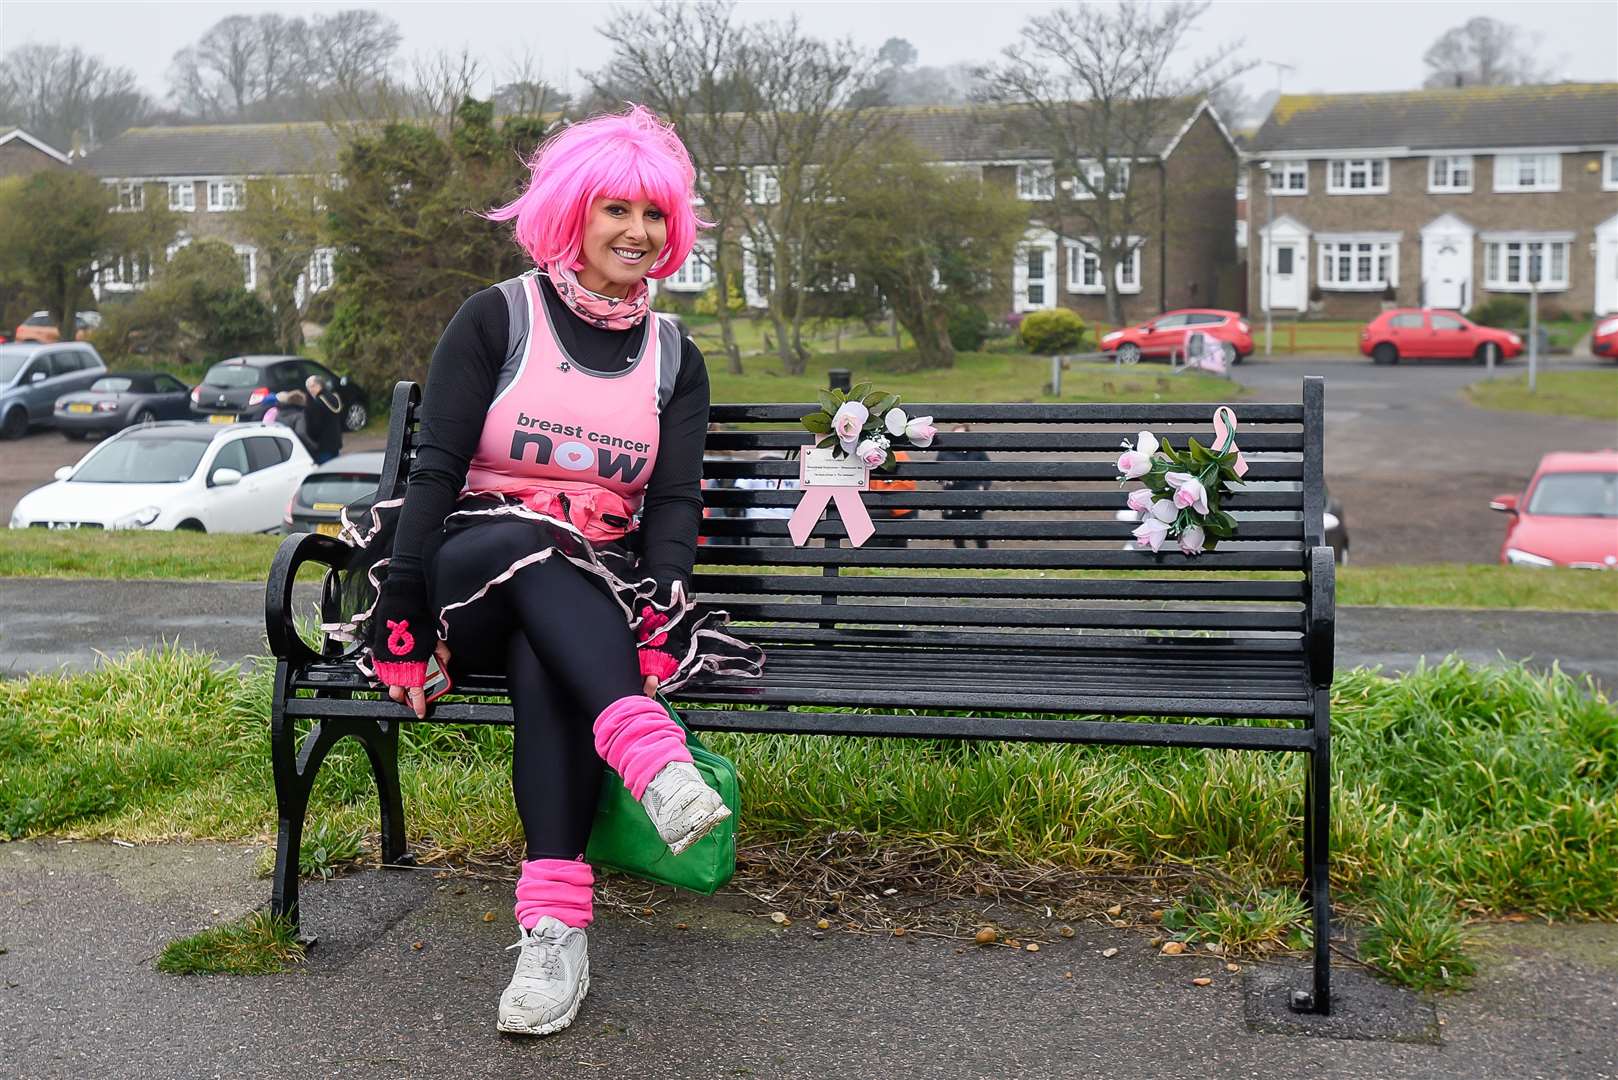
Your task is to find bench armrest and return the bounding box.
[264,531,354,668]
[1306,545,1336,688]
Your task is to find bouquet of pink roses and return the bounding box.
[1116,416,1245,556]
[800,382,936,471]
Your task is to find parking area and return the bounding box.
[3,354,1612,563]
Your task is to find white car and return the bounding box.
[9,421,311,533]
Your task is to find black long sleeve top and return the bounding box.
[383,273,710,614]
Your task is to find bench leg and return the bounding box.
[357,719,412,868]
[1290,695,1332,1016]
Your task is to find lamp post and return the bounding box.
[1260,158,1274,356]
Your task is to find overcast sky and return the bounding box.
[3,0,1615,106]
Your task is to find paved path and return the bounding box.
[4,578,1614,693]
[1,840,1614,1079]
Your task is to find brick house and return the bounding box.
[0,128,71,179]
[77,122,342,304]
[1246,84,1618,320]
[656,101,1240,326]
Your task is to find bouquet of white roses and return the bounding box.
[800,382,936,471]
[1117,427,1243,556]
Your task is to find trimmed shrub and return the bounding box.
[947,303,990,352]
[1018,308,1088,354]
[1472,297,1529,328]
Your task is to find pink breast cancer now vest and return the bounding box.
[463,273,669,542]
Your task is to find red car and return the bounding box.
[1490,450,1618,569]
[1360,308,1521,365]
[1593,315,1617,359]
[1100,309,1253,365]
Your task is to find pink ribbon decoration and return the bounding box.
[788,486,875,547]
[1211,406,1249,478]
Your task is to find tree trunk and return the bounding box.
[709,244,743,375]
[768,305,801,375]
[1103,259,1124,326]
[891,286,956,369]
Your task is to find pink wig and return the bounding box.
[486,105,706,279]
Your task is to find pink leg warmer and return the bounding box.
[592,695,693,801]
[513,857,595,930]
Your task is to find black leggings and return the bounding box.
[431,521,644,861]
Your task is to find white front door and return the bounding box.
[1268,241,1306,311]
[1597,214,1618,316]
[1421,215,1474,312]
[1014,229,1058,312]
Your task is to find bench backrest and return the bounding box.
[377,377,1325,652]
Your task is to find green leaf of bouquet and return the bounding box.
[848,382,874,400]
[816,435,838,449]
[1187,437,1212,464]
[801,412,832,434]
[816,390,838,414]
[872,392,900,417]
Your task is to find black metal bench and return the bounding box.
[264,376,1336,1013]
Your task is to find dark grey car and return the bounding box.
[53,371,194,439]
[0,343,109,439]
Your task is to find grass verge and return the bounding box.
[1464,370,1618,421]
[157,911,304,975]
[2,646,1612,992]
[5,531,1616,613]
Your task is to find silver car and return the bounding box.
[0,342,109,439]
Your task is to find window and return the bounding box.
[1318,235,1398,290]
[666,243,715,291]
[115,182,144,211]
[244,436,292,473]
[1071,160,1129,199]
[1026,248,1047,305]
[167,181,196,212]
[233,244,256,290]
[209,439,250,482]
[747,167,779,205]
[1065,240,1143,295]
[1604,150,1618,192]
[306,248,335,294]
[1430,313,1465,331]
[1267,162,1307,194]
[1493,154,1560,193]
[1017,163,1055,201]
[1483,235,1572,291]
[1185,313,1227,326]
[207,179,246,211]
[1326,158,1388,194]
[1235,167,1248,201]
[1389,313,1425,329]
[1275,247,1295,275]
[154,374,187,393]
[99,252,152,290]
[1429,155,1473,193]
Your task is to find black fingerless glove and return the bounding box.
[370,572,435,688]
[636,580,691,683]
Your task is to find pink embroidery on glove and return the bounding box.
[637,605,670,648]
[386,618,415,657]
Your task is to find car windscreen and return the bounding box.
[0,353,32,383]
[299,474,379,507]
[202,363,263,389]
[71,435,210,484]
[90,376,135,393]
[1527,472,1618,518]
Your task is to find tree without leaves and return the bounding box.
[822,141,1029,369]
[976,0,1252,324]
[239,176,336,352]
[0,43,152,152]
[1422,17,1554,88]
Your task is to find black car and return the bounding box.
[190,355,370,432]
[283,450,384,536]
[53,371,193,439]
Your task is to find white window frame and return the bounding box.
[167,180,196,212]
[207,179,246,211]
[1317,233,1399,292]
[306,247,335,294]
[747,167,780,205]
[1017,163,1055,201]
[1068,160,1129,200]
[1266,161,1308,195]
[1428,155,1474,194]
[1481,233,1573,292]
[1604,150,1618,192]
[165,234,192,261]
[664,241,716,292]
[1235,166,1248,202]
[97,251,152,291]
[1493,153,1561,193]
[112,181,144,212]
[1326,158,1389,195]
[1065,238,1143,295]
[233,243,257,291]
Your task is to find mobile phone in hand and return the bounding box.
[424,654,452,705]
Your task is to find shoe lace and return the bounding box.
[507,928,565,979]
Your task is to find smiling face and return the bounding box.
[575,196,667,298]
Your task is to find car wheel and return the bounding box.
[61,429,87,441]
[344,400,368,432]
[130,407,154,427]
[1220,341,1238,366]
[176,519,205,532]
[1476,342,1500,366]
[1372,343,1398,366]
[1116,342,1141,365]
[0,407,26,440]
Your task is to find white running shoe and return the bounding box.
[496,916,590,1036]
[640,760,732,856]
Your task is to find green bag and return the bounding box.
[584,697,738,895]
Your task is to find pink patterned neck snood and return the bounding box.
[544,263,651,330]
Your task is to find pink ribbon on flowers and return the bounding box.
[1211,406,1249,478]
[788,486,875,547]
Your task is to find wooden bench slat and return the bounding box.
[701,459,1305,481]
[691,574,1307,602]
[702,518,1304,541]
[705,430,1306,452]
[734,626,1308,653]
[715,601,1304,631]
[709,402,1308,423]
[700,489,1308,511]
[696,546,1306,570]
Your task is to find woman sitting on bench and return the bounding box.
[350,106,761,1036]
